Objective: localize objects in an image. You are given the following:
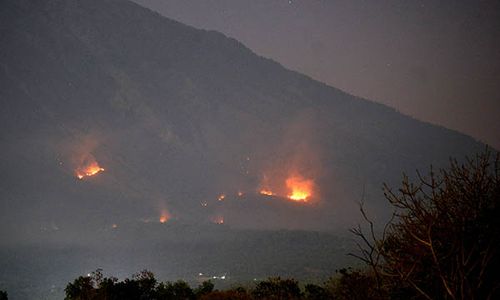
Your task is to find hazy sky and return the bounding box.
[132,0,500,149]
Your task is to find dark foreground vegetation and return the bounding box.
[62,266,406,300]
[62,267,408,300]
[347,150,500,299]
[2,151,497,300]
[63,269,337,300]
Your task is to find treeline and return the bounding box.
[63,268,379,300]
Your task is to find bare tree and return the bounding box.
[351,150,500,300]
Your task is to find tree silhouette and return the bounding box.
[64,275,95,300]
[194,280,214,298]
[351,150,500,299]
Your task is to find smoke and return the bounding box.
[257,109,324,203]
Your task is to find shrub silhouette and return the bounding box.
[303,283,329,300]
[251,277,302,300]
[0,291,7,300]
[323,268,380,300]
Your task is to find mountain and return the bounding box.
[0,0,485,297]
[0,0,483,236]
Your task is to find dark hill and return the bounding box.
[0,0,483,238]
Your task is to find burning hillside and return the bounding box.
[286,175,314,201]
[258,173,315,202]
[75,158,105,180]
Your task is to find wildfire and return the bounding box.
[218,194,226,201]
[213,216,224,224]
[259,190,274,196]
[238,191,244,197]
[76,161,104,179]
[159,209,170,223]
[286,175,314,201]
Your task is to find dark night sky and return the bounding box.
[132,0,500,149]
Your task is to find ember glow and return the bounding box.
[259,190,274,196]
[286,175,314,201]
[218,194,226,201]
[159,210,170,223]
[76,161,104,179]
[213,216,224,224]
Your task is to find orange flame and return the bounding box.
[76,160,104,179]
[286,175,314,201]
[159,209,170,223]
[259,190,275,196]
[218,194,226,201]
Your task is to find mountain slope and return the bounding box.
[0,0,483,239]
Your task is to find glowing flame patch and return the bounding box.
[212,216,224,224]
[218,194,226,201]
[159,209,170,223]
[286,175,314,201]
[76,160,105,179]
[259,190,274,196]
